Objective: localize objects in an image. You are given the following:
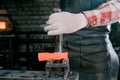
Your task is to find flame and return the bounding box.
[0,21,6,30]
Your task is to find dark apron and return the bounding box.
[60,0,119,80]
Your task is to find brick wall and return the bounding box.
[0,0,60,29]
[0,0,60,70]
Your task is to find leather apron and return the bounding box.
[60,0,119,80]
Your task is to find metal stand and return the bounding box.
[0,70,79,80]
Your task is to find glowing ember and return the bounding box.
[0,21,6,30]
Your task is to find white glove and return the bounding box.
[44,12,87,35]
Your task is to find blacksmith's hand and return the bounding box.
[44,12,87,35]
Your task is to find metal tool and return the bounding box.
[38,8,70,80]
[38,35,69,79]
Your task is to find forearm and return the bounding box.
[82,0,120,27]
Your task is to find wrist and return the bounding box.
[77,13,88,28]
